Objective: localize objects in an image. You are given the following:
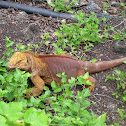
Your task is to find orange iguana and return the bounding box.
[8,51,126,98]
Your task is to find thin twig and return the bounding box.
[94,93,124,104]
[113,20,125,28]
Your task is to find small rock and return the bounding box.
[22,21,41,41]
[111,1,120,7]
[107,102,116,110]
[0,11,10,24]
[86,0,102,13]
[112,40,126,54]
[107,7,118,14]
[14,11,29,21]
[101,86,108,91]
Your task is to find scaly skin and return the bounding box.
[8,51,126,98]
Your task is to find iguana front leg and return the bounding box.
[26,75,45,98]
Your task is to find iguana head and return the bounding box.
[8,52,30,70]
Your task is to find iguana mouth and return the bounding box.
[8,64,15,69]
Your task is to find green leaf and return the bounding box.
[82,88,90,98]
[56,73,63,78]
[52,43,57,47]
[85,80,92,85]
[115,70,121,75]
[61,76,67,83]
[83,72,89,80]
[89,113,106,126]
[41,35,45,39]
[0,115,8,126]
[45,32,51,39]
[54,87,62,92]
[24,108,48,126]
[0,101,23,121]
[51,80,57,89]
[122,95,126,102]
[123,60,126,63]
[16,45,25,51]
[120,2,125,6]
[90,58,97,63]
[82,57,86,61]
[5,37,14,47]
[45,41,50,45]
[77,76,85,84]
[0,67,7,72]
[0,75,5,83]
[117,108,125,120]
[44,86,49,91]
[69,102,80,112]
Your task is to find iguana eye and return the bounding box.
[16,60,22,64]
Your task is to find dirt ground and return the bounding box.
[0,0,126,125]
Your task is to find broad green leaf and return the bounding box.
[61,77,67,83]
[44,86,49,90]
[51,80,57,89]
[69,102,80,112]
[80,110,90,117]
[77,76,85,84]
[0,75,5,83]
[0,115,8,126]
[54,87,62,92]
[0,101,23,121]
[82,88,90,98]
[0,67,7,72]
[24,108,48,126]
[89,113,106,126]
[85,80,92,85]
[81,100,90,108]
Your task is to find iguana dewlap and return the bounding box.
[8,51,126,98]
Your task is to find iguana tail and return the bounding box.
[84,57,126,74]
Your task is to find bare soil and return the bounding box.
[0,0,126,125]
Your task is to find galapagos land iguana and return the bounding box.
[8,51,126,98]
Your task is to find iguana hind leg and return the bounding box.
[78,71,95,92]
[85,76,95,92]
[26,75,45,98]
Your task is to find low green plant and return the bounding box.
[0,37,107,125]
[0,101,24,126]
[120,2,126,18]
[103,2,108,11]
[38,72,107,125]
[105,69,126,102]
[47,0,77,12]
[0,37,31,102]
[0,68,30,101]
[117,108,126,121]
[54,11,109,52]
[41,32,67,54]
[114,108,126,126]
[0,101,48,126]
